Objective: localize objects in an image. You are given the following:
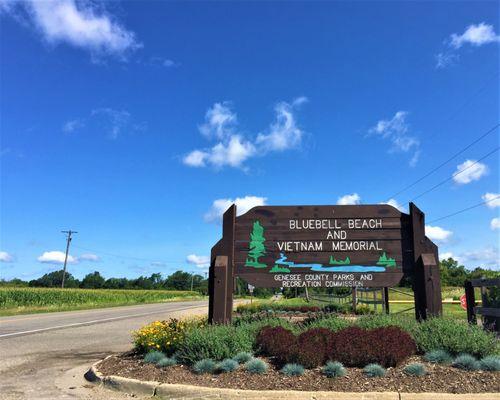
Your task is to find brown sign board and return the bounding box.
[235,205,404,288]
[208,202,442,323]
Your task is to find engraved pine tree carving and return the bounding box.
[245,220,267,268]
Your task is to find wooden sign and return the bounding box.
[208,202,442,323]
[235,205,404,289]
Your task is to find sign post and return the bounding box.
[410,203,443,320]
[208,203,442,324]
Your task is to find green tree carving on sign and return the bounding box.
[376,252,396,267]
[245,220,267,268]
